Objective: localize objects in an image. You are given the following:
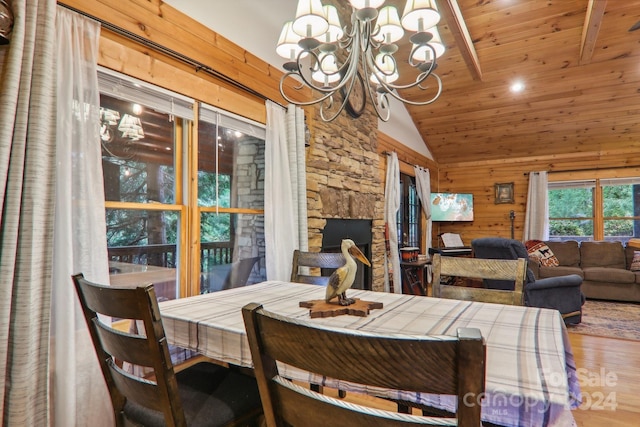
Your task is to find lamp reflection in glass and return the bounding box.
[100,108,121,143]
[277,0,444,121]
[118,114,145,141]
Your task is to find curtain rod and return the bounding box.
[59,3,284,108]
[381,151,422,169]
[523,165,640,176]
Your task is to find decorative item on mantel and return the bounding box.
[277,0,445,122]
[300,238,381,317]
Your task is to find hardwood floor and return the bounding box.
[321,332,640,426]
[569,332,640,426]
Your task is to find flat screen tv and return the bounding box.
[430,193,474,222]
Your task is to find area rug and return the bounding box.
[566,300,640,340]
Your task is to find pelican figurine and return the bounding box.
[326,239,371,306]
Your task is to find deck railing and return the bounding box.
[108,242,234,270]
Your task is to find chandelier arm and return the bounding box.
[383,73,443,106]
[291,33,362,98]
[408,43,437,70]
[374,92,392,122]
[359,45,393,121]
[319,99,346,122]
[368,51,399,81]
[293,50,342,94]
[279,74,337,107]
[361,57,391,122]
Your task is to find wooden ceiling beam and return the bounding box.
[438,0,482,81]
[579,0,607,65]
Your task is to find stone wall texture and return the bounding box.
[306,101,387,291]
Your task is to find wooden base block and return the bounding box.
[299,298,383,318]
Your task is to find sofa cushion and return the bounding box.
[525,240,559,267]
[545,241,580,267]
[583,267,636,284]
[580,241,625,269]
[539,266,583,279]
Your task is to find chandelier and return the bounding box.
[277,0,444,122]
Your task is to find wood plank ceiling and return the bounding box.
[391,0,640,164]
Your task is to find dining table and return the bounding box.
[159,280,581,427]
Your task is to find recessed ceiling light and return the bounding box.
[510,81,525,93]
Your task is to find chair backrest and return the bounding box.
[432,254,526,306]
[72,273,186,427]
[242,302,485,427]
[290,250,345,285]
[470,237,536,289]
[222,256,261,290]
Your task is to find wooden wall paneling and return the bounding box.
[59,0,310,106]
[437,150,640,244]
[98,35,266,124]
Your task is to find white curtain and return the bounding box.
[414,166,432,255]
[524,171,549,241]
[384,153,401,293]
[51,7,112,426]
[265,101,308,280]
[0,1,57,424]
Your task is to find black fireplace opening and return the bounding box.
[321,219,373,290]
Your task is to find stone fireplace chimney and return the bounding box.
[305,105,386,290]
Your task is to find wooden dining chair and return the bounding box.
[242,302,486,427]
[290,249,349,397]
[72,273,262,427]
[431,254,527,306]
[290,249,345,285]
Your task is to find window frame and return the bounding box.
[100,69,266,299]
[548,174,640,242]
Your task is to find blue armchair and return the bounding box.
[471,237,585,325]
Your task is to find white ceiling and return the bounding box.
[164,0,432,158]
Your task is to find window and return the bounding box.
[548,181,595,242]
[601,178,640,241]
[100,68,266,300]
[197,104,266,294]
[548,178,640,243]
[397,173,422,248]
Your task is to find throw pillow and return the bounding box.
[630,251,640,272]
[628,238,640,249]
[525,240,559,267]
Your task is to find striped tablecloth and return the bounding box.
[160,281,581,427]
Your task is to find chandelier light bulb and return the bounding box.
[292,0,328,38]
[402,0,441,32]
[374,6,404,44]
[277,21,307,60]
[411,27,445,62]
[319,5,343,44]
